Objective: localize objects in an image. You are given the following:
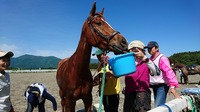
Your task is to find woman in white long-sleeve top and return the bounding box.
[0,51,15,112]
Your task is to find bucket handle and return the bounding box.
[109,64,112,70]
[108,58,115,70]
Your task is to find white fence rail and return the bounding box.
[6,69,57,73]
[148,97,188,112]
[7,69,97,73]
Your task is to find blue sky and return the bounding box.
[0,0,199,59]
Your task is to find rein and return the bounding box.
[88,15,120,51]
[91,51,108,112]
[98,52,107,112]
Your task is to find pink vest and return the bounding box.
[149,54,166,84]
[150,53,179,88]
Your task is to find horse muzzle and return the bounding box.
[109,37,128,55]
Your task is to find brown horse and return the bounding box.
[56,2,128,112]
[175,64,200,84]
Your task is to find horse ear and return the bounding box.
[90,2,96,16]
[101,8,104,15]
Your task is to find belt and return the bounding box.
[150,83,166,86]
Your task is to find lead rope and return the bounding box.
[185,95,197,112]
[98,53,107,112]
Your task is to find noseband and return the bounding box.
[88,15,120,51]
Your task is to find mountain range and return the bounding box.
[10,54,98,69]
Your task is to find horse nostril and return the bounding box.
[121,38,128,47]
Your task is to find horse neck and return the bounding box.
[74,33,92,67]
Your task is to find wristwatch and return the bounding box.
[170,86,175,89]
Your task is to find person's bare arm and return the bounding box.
[168,88,180,98]
[134,48,158,75]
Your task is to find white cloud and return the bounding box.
[0,44,22,57]
[0,44,18,52]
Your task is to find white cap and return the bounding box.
[0,51,14,58]
[128,40,145,50]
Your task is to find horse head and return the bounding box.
[83,2,128,54]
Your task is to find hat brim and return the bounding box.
[92,49,104,56]
[0,51,14,58]
[144,45,155,49]
[6,51,14,57]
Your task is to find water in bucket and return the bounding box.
[108,52,136,77]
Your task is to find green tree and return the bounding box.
[169,51,200,66]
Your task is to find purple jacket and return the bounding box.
[124,60,150,93]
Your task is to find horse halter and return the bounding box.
[87,15,120,51]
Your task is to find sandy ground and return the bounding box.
[9,71,200,112]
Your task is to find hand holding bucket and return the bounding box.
[108,52,136,77]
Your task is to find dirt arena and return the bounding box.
[10,71,200,112]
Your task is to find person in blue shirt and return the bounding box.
[24,83,57,112]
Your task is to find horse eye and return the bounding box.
[96,21,102,26]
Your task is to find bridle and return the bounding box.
[87,15,120,51]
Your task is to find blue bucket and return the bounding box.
[108,52,136,77]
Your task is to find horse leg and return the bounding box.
[82,93,92,112]
[180,76,183,84]
[59,89,76,112]
[182,73,187,85]
[59,89,65,112]
[70,100,76,112]
[185,76,189,85]
[64,96,76,112]
[61,98,65,112]
[183,76,186,84]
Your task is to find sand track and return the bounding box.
[10,71,199,112]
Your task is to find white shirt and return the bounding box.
[0,72,11,112]
[25,83,46,103]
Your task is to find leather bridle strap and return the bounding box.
[88,15,120,50]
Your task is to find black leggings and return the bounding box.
[103,94,120,112]
[26,100,46,112]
